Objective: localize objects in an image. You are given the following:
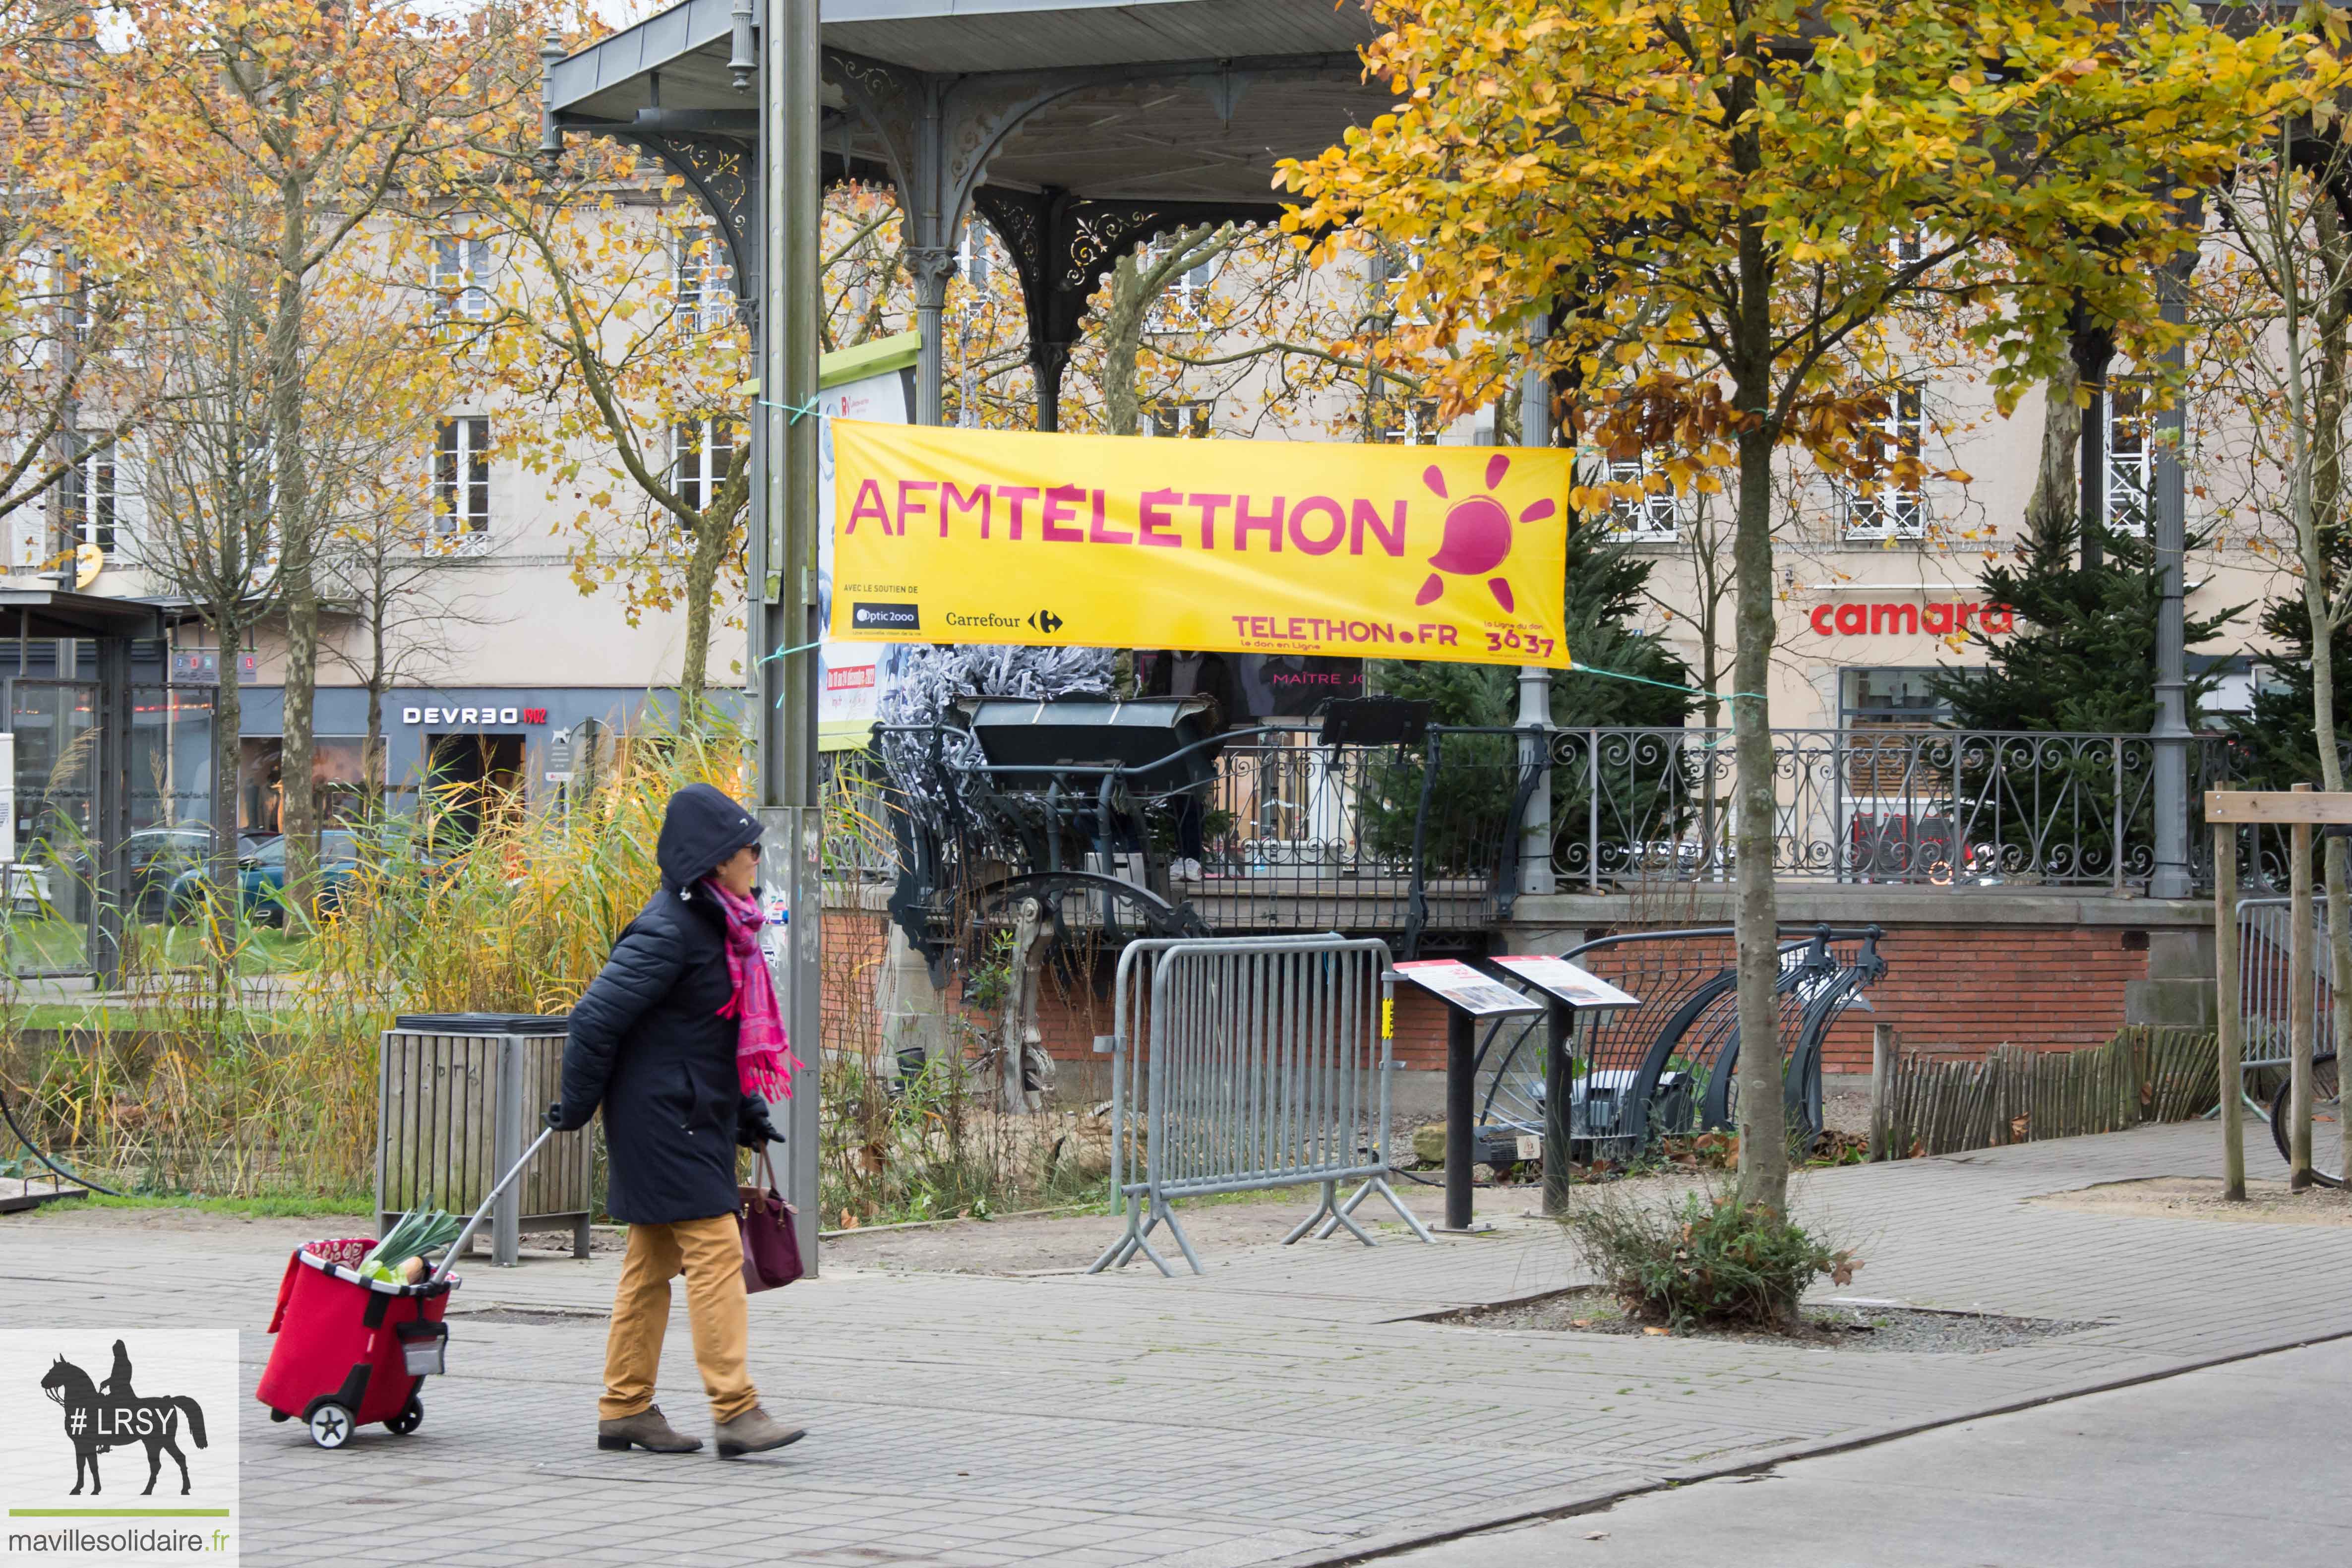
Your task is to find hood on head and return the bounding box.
[657,783,762,892]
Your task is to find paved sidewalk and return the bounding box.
[1382,1336,2352,1567]
[5,1122,2348,1567]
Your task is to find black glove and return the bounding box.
[737,1094,784,1148]
[545,1098,591,1133]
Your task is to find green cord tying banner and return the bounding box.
[758,397,824,423]
[1564,662,1766,705]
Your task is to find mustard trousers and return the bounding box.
[599,1214,757,1423]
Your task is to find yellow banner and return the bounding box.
[827,421,1573,667]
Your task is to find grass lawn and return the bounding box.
[3,917,312,977]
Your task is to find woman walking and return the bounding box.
[549,783,805,1457]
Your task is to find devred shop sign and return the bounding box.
[826,421,1574,667]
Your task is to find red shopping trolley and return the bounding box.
[258,1129,552,1449]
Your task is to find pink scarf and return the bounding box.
[703,879,803,1101]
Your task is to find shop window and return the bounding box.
[2105,383,2151,537]
[1141,400,1212,439]
[1841,383,1927,540]
[433,417,491,535]
[672,419,741,513]
[1840,667,1951,728]
[239,737,370,833]
[426,732,525,847]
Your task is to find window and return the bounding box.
[1840,667,1951,727]
[433,417,490,535]
[1141,399,1212,439]
[674,226,734,333]
[1144,240,1219,328]
[1601,446,1681,542]
[1841,383,1927,540]
[672,419,740,512]
[955,219,990,291]
[1378,398,1444,445]
[431,237,493,323]
[2104,384,2151,537]
[64,439,116,554]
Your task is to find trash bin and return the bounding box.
[375,1014,592,1265]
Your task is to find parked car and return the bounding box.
[4,861,53,914]
[72,828,260,921]
[166,830,361,926]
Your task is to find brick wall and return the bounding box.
[820,909,2160,1079]
[1814,923,2148,1073]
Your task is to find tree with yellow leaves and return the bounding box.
[71,0,544,897]
[465,138,754,724]
[1284,0,2328,1210]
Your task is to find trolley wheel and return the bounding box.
[268,1408,289,1423]
[307,1402,355,1449]
[2268,1052,2345,1189]
[385,1398,422,1436]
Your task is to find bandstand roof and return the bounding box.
[544,0,1391,207]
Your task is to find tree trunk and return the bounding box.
[2069,317,2115,572]
[1102,252,1144,437]
[1730,419,1788,1212]
[1727,35,1789,1216]
[2311,198,2352,1184]
[269,180,318,907]
[2023,360,2081,551]
[678,505,726,725]
[209,619,243,986]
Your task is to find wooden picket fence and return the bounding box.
[1873,1026,2221,1160]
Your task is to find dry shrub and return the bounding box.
[1570,1179,1859,1332]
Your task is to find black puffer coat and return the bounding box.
[557,784,765,1225]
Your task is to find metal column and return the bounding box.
[1515,316,1555,897]
[756,0,824,1274]
[2149,261,2192,901]
[92,636,130,988]
[492,1031,526,1267]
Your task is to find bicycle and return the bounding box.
[2269,1051,2346,1189]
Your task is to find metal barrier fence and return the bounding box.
[1088,934,1433,1276]
[2235,898,2333,1097]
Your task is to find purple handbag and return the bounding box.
[737,1149,803,1293]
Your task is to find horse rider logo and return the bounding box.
[38,1339,211,1496]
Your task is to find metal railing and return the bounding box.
[1548,726,2234,892]
[857,721,1541,958]
[1089,934,1431,1276]
[838,720,2258,950]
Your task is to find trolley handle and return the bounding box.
[427,1127,556,1288]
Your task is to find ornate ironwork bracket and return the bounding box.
[629,133,758,325]
[969,188,1283,429]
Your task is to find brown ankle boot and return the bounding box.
[597,1404,702,1453]
[712,1405,804,1458]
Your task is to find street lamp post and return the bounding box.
[754,0,824,1271]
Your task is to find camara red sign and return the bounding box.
[1807,601,2016,637]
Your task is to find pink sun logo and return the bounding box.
[1417,454,1556,612]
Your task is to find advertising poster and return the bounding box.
[814,334,917,751]
[830,422,1574,668]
